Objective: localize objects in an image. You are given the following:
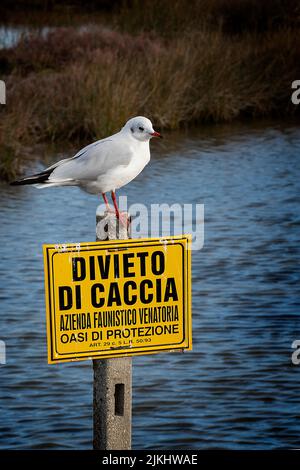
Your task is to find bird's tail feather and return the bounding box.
[10,169,53,186]
[34,180,74,189]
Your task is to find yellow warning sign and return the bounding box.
[43,235,192,363]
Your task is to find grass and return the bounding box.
[0,1,300,180]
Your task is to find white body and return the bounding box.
[34,116,157,194]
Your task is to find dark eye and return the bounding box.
[139,126,144,131]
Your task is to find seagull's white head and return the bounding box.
[122,116,162,142]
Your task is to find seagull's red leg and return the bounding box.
[111,190,120,219]
[102,192,112,212]
[111,191,129,227]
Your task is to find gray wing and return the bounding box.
[48,136,133,182]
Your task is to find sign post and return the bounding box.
[43,211,192,450]
[93,211,132,450]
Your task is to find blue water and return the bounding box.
[0,120,300,449]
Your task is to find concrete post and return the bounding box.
[93,211,132,450]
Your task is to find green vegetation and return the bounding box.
[0,0,300,180]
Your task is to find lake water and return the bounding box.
[0,120,300,449]
[0,26,50,48]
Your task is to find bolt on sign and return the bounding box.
[43,235,192,363]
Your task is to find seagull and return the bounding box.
[11,116,162,219]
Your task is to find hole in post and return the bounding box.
[115,383,125,416]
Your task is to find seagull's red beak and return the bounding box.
[151,131,163,138]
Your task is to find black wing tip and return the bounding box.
[10,178,38,186]
[9,169,53,186]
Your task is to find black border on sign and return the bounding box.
[51,243,185,355]
[45,237,190,362]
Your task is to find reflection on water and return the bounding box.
[0,120,300,449]
[0,24,110,49]
[0,26,26,48]
[0,26,45,48]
